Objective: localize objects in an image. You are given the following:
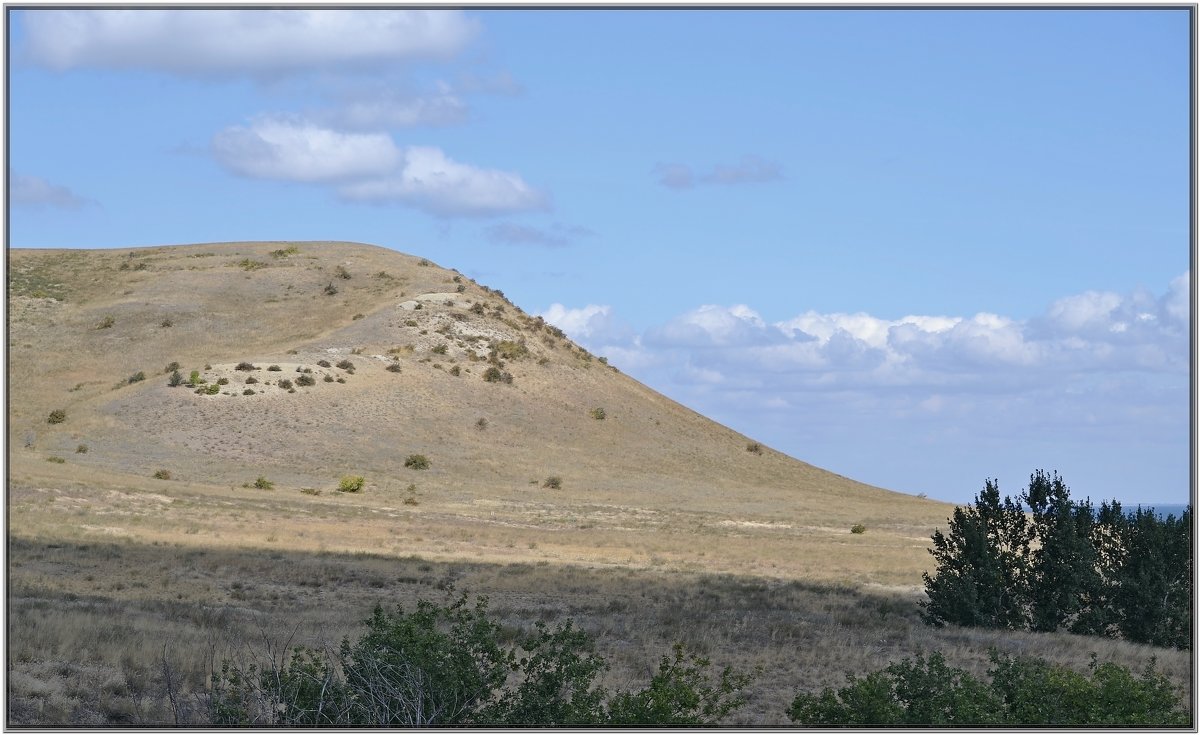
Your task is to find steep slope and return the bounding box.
[8,241,953,585]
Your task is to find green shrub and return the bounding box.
[336,359,355,370]
[46,455,65,464]
[168,370,184,387]
[543,476,562,489]
[278,378,293,390]
[405,455,430,470]
[432,343,448,355]
[245,376,259,385]
[75,444,88,453]
[153,469,172,480]
[96,315,115,329]
[189,370,203,385]
[590,408,606,421]
[267,365,282,371]
[338,476,366,493]
[47,409,66,424]
[493,340,528,361]
[165,361,181,373]
[252,477,274,490]
[296,373,316,387]
[205,383,221,395]
[449,365,461,376]
[235,362,257,371]
[238,258,266,271]
[217,377,229,385]
[483,367,513,384]
[787,650,1188,726]
[324,375,335,382]
[850,524,867,534]
[386,363,403,373]
[270,245,300,258]
[317,359,331,368]
[300,487,320,496]
[746,442,763,455]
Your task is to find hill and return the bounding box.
[9,240,951,586]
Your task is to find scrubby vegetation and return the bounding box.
[337,476,366,493]
[590,408,606,421]
[404,455,430,471]
[850,524,867,535]
[47,409,66,424]
[153,469,172,480]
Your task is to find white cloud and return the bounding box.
[211,119,546,218]
[338,146,547,217]
[539,303,633,344]
[211,117,402,183]
[316,81,468,130]
[10,174,92,209]
[20,9,478,76]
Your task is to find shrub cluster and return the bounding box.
[337,476,366,493]
[208,596,753,726]
[47,409,66,424]
[483,367,513,384]
[404,455,430,470]
[787,650,1188,726]
[295,373,315,387]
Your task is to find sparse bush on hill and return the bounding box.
[153,469,171,480]
[168,370,184,387]
[47,409,66,424]
[324,375,335,383]
[75,444,88,454]
[189,370,203,386]
[418,258,432,267]
[317,359,331,368]
[295,374,315,387]
[405,455,430,470]
[456,284,466,293]
[483,367,513,384]
[217,377,229,386]
[245,376,259,385]
[543,476,562,489]
[449,365,461,376]
[127,371,146,384]
[335,265,351,280]
[243,389,255,395]
[278,378,293,390]
[96,315,115,330]
[324,282,339,296]
[271,246,300,258]
[590,408,606,421]
[432,343,448,355]
[238,259,266,271]
[386,363,402,373]
[338,476,366,493]
[336,359,355,370]
[476,418,488,431]
[470,302,485,315]
[165,361,181,373]
[493,340,528,361]
[251,477,274,490]
[203,384,221,395]
[267,365,281,372]
[160,318,174,328]
[46,455,65,464]
[850,524,867,535]
[235,362,257,371]
[746,442,763,455]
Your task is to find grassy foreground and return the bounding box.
[8,533,1190,726]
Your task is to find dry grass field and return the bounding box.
[7,241,1192,725]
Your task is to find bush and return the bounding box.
[243,389,256,395]
[317,359,331,368]
[46,455,65,464]
[252,477,274,490]
[47,409,66,424]
[483,367,513,384]
[127,371,146,384]
[165,361,181,373]
[267,365,282,372]
[338,476,366,493]
[75,444,88,453]
[208,595,752,727]
[476,418,488,431]
[386,363,402,373]
[153,469,172,480]
[746,442,763,455]
[296,373,315,387]
[189,370,204,385]
[235,362,257,371]
[278,378,293,390]
[324,282,338,296]
[217,377,229,385]
[335,265,352,279]
[449,365,461,376]
[96,315,115,329]
[160,318,174,328]
[851,524,867,534]
[590,408,606,421]
[543,476,562,489]
[168,370,184,387]
[336,359,355,370]
[787,650,1188,726]
[404,455,430,470]
[245,376,259,385]
[432,343,448,355]
[324,375,335,382]
[205,383,221,395]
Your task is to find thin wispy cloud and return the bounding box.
[486,222,593,248]
[655,155,784,190]
[10,174,93,210]
[19,9,479,76]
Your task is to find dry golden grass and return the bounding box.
[7,242,1191,725]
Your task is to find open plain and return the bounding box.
[7,241,1191,725]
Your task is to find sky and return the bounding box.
[6,7,1193,505]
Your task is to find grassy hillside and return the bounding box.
[7,241,1191,725]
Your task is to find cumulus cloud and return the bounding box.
[539,303,635,345]
[211,119,546,218]
[212,117,402,182]
[310,79,469,130]
[10,174,92,209]
[19,9,478,76]
[654,155,783,190]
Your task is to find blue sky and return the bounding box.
[7,7,1192,505]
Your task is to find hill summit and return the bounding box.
[8,241,950,585]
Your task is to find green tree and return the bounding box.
[604,644,756,726]
[1023,471,1100,633]
[1112,506,1192,648]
